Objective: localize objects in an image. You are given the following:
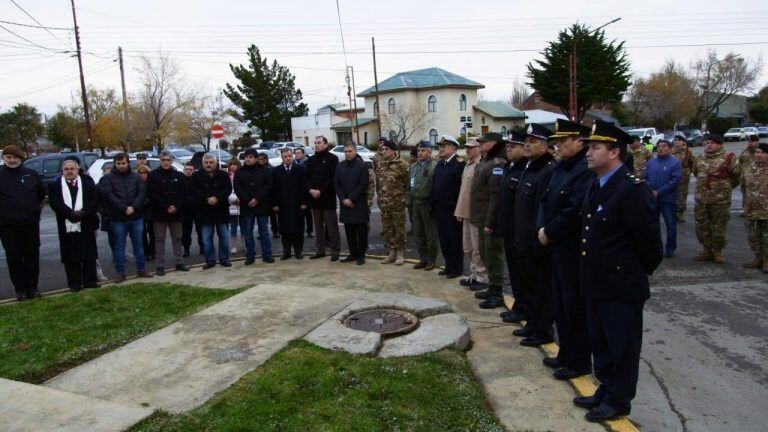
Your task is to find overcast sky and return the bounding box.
[0,0,765,116]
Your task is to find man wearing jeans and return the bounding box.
[306,136,341,261]
[147,150,190,276]
[643,140,681,258]
[234,148,274,265]
[98,152,152,282]
[191,153,232,268]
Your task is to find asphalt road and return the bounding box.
[1,139,765,431]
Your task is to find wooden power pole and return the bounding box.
[70,0,92,146]
[372,37,382,138]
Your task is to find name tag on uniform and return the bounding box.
[492,167,503,176]
[410,178,415,187]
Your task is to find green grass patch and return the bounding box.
[130,340,504,432]
[0,283,242,383]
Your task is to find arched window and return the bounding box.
[387,97,396,114]
[500,126,508,135]
[427,95,437,113]
[373,101,378,117]
[429,129,439,145]
[459,94,467,111]
[389,130,397,142]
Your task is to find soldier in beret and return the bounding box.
[575,120,662,422]
[376,139,409,265]
[407,140,438,270]
[740,142,768,272]
[431,135,465,278]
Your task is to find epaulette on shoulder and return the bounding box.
[456,157,465,163]
[626,172,644,184]
[493,157,506,165]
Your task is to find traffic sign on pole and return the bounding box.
[210,125,225,139]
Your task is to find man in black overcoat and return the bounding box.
[334,142,370,265]
[272,149,309,259]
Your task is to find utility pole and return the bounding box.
[568,17,621,122]
[70,0,92,146]
[348,65,361,145]
[118,46,130,152]
[372,37,382,139]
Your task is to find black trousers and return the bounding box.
[344,223,368,258]
[506,243,532,317]
[304,208,314,235]
[281,234,304,256]
[0,224,40,296]
[312,208,340,254]
[142,218,155,256]
[270,213,279,235]
[587,299,644,413]
[182,218,204,252]
[552,255,592,372]
[436,207,462,275]
[528,254,554,337]
[64,260,98,290]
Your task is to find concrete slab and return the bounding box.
[45,284,362,413]
[379,313,470,357]
[0,377,152,432]
[341,291,452,318]
[305,319,381,355]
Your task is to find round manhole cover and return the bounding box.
[343,308,419,336]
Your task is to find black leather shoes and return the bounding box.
[542,357,563,369]
[501,311,525,323]
[512,326,535,337]
[438,270,448,276]
[330,254,339,262]
[520,334,554,347]
[446,273,461,279]
[244,258,255,265]
[573,395,602,410]
[340,256,356,263]
[156,267,165,276]
[262,257,275,263]
[202,263,215,270]
[479,297,504,309]
[295,253,304,259]
[356,257,365,265]
[474,289,492,299]
[309,253,326,260]
[175,264,190,272]
[220,261,232,267]
[553,367,590,380]
[281,254,292,261]
[585,403,629,422]
[469,281,488,291]
[459,278,473,286]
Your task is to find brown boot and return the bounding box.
[693,249,712,261]
[114,273,126,284]
[137,269,154,278]
[380,250,396,264]
[712,250,725,263]
[742,255,763,269]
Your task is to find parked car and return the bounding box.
[22,152,101,188]
[330,145,374,167]
[186,144,206,153]
[682,129,704,146]
[626,127,664,144]
[757,127,768,138]
[189,151,230,171]
[742,127,760,139]
[166,148,195,164]
[724,128,746,141]
[87,157,184,184]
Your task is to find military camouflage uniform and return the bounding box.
[693,148,739,252]
[739,147,756,210]
[407,159,438,262]
[376,154,409,250]
[741,160,768,257]
[672,145,695,219]
[628,145,652,175]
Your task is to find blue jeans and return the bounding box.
[658,201,677,252]
[201,223,230,265]
[110,219,146,274]
[240,215,272,259]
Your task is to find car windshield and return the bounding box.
[208,150,231,157]
[170,149,193,157]
[726,128,741,133]
[627,129,647,135]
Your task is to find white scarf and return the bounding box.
[61,175,83,233]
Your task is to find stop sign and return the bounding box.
[210,124,225,139]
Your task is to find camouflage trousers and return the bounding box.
[381,205,406,250]
[694,202,730,251]
[411,202,438,261]
[746,219,768,256]
[478,225,505,286]
[676,174,690,216]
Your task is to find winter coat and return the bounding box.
[147,167,187,222]
[643,154,682,204]
[190,169,231,225]
[98,166,145,222]
[272,163,309,235]
[495,157,527,239]
[48,175,100,263]
[0,165,45,226]
[469,142,508,229]
[454,157,480,220]
[234,163,273,217]
[305,149,339,209]
[334,156,370,224]
[512,152,556,252]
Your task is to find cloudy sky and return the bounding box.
[0,0,765,116]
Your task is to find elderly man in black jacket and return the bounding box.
[272,149,308,259]
[234,148,274,265]
[574,121,662,422]
[191,153,232,269]
[99,152,151,282]
[0,145,46,300]
[49,157,100,292]
[306,136,340,261]
[536,119,595,380]
[335,142,370,265]
[148,150,190,276]
[511,124,557,347]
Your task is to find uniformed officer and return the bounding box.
[628,135,652,175]
[495,132,529,322]
[510,123,557,347]
[431,135,465,278]
[471,132,508,308]
[740,142,768,272]
[575,120,662,422]
[739,134,759,217]
[536,119,595,379]
[672,134,695,222]
[408,140,439,270]
[376,139,409,265]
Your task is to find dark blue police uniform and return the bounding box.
[431,151,465,276]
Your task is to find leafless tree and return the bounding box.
[174,93,236,149]
[692,50,762,122]
[508,79,532,109]
[135,54,198,147]
[380,105,435,147]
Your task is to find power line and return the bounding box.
[0,22,70,53]
[7,0,71,47]
[0,19,71,30]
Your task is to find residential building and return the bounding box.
[708,93,748,120]
[291,104,363,146]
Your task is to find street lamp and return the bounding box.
[568,18,621,121]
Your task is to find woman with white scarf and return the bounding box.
[49,158,101,292]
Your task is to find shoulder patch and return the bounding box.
[492,167,504,176]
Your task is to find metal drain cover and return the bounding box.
[343,308,419,336]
